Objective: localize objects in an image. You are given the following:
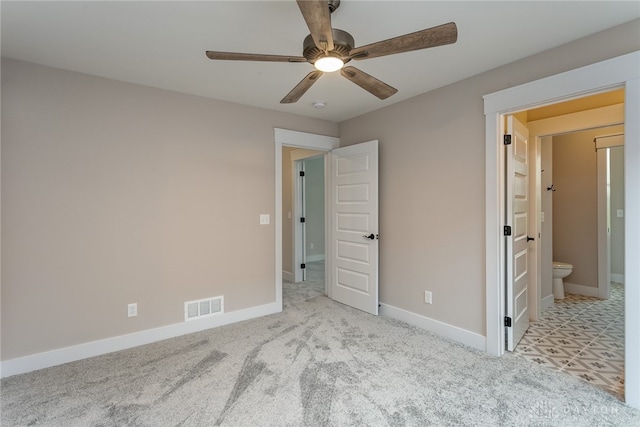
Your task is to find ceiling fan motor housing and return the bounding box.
[303,28,354,64]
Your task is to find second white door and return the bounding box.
[329,140,379,315]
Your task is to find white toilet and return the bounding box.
[552,261,573,299]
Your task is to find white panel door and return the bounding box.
[330,140,379,315]
[506,116,530,351]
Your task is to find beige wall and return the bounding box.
[2,19,638,362]
[552,125,624,288]
[338,20,639,335]
[1,59,338,360]
[553,130,595,287]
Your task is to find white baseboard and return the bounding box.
[0,302,280,379]
[541,294,555,310]
[612,273,625,284]
[306,254,325,262]
[283,270,294,282]
[564,282,599,297]
[379,303,485,351]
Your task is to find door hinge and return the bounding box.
[300,217,306,223]
[503,225,512,236]
[504,316,512,327]
[299,171,305,177]
[504,134,512,145]
[300,263,306,269]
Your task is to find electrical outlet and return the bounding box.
[424,291,432,305]
[128,303,138,317]
[260,214,270,225]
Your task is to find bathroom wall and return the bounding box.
[552,125,625,290]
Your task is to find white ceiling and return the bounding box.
[2,1,638,122]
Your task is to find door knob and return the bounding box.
[363,233,376,240]
[527,236,535,242]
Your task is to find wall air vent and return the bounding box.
[184,296,224,321]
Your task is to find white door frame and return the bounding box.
[274,129,339,310]
[484,51,640,409]
[596,146,612,300]
[596,134,625,298]
[294,159,306,282]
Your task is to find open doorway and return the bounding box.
[274,128,338,313]
[483,51,639,409]
[282,148,326,286]
[295,155,325,284]
[296,155,326,286]
[513,122,626,399]
[275,129,381,316]
[526,97,624,319]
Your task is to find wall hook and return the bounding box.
[547,184,556,192]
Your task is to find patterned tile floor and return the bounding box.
[514,283,625,400]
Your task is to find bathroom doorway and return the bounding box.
[513,97,626,399]
[484,52,639,408]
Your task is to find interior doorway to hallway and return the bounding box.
[275,129,380,317]
[282,147,327,286]
[295,155,325,283]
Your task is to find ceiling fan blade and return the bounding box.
[206,51,307,63]
[349,22,457,60]
[280,70,323,104]
[296,0,334,51]
[340,66,397,100]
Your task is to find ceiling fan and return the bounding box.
[205,0,457,104]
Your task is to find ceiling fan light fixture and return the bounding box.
[314,55,344,72]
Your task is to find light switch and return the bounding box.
[260,214,270,225]
[617,209,624,218]
[541,212,545,223]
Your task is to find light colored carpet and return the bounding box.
[2,277,639,426]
